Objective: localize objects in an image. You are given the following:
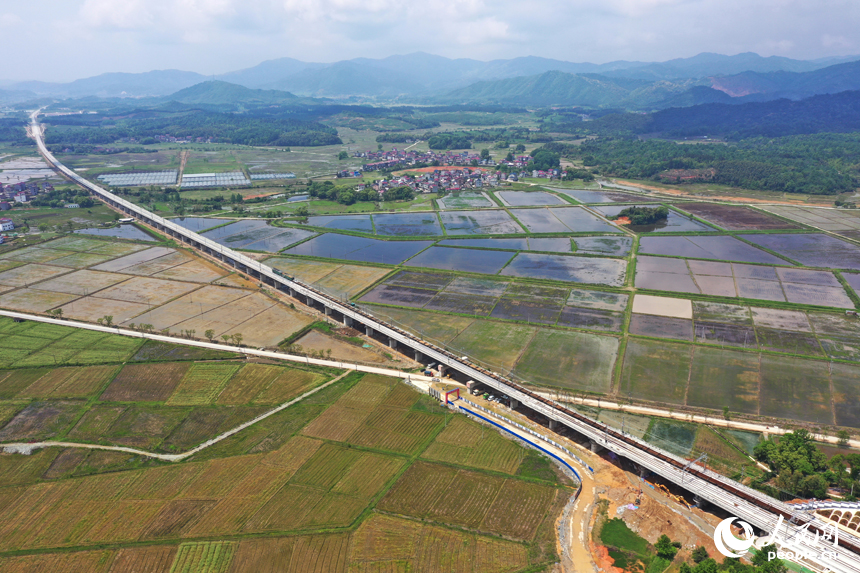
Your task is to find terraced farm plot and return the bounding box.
[509,208,568,233]
[675,203,800,230]
[166,363,243,406]
[86,241,151,258]
[687,347,760,414]
[384,270,453,290]
[58,296,149,322]
[638,235,784,264]
[284,234,433,265]
[361,284,437,308]
[248,368,328,405]
[307,214,374,232]
[169,541,236,573]
[630,314,693,341]
[0,367,46,398]
[104,406,191,448]
[498,190,566,206]
[619,339,691,405]
[17,365,119,398]
[436,191,494,210]
[759,355,833,424]
[266,257,342,282]
[28,269,128,295]
[490,297,563,324]
[229,535,350,573]
[368,306,473,344]
[501,253,626,286]
[47,236,108,251]
[574,236,632,256]
[91,247,175,273]
[0,400,83,441]
[514,329,617,392]
[347,409,444,455]
[756,327,823,356]
[741,233,860,270]
[439,237,530,251]
[2,247,71,264]
[95,276,199,305]
[154,260,227,283]
[49,251,117,269]
[444,276,509,297]
[557,307,623,332]
[0,288,79,313]
[373,212,443,236]
[109,546,178,572]
[692,301,752,325]
[314,265,390,298]
[832,363,860,427]
[172,217,235,232]
[120,285,248,330]
[101,362,191,402]
[119,251,193,276]
[422,416,523,474]
[405,246,514,275]
[70,336,145,365]
[67,405,128,441]
[0,550,117,573]
[439,210,524,235]
[567,289,628,311]
[480,479,558,540]
[424,292,497,316]
[450,320,536,372]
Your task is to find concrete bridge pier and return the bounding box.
[639,466,648,479]
[344,316,354,327]
[548,419,558,430]
[324,307,332,316]
[365,325,373,336]
[510,398,519,409]
[413,349,422,362]
[438,364,446,377]
[388,338,397,349]
[693,495,705,508]
[589,440,603,454]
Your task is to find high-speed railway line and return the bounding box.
[29,112,860,571]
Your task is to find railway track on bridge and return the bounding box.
[30,111,860,571]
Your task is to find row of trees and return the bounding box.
[307,180,414,205]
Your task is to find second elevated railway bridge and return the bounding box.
[30,111,860,572]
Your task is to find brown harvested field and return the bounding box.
[0,368,51,399]
[94,276,200,305]
[218,300,314,348]
[266,257,341,282]
[676,203,801,230]
[473,537,530,573]
[229,534,350,573]
[413,525,482,573]
[153,259,227,283]
[250,368,327,405]
[422,417,523,474]
[243,484,324,532]
[331,453,404,498]
[315,265,391,298]
[302,404,371,441]
[28,269,129,295]
[119,285,248,329]
[121,251,193,276]
[261,435,323,471]
[0,288,79,313]
[167,292,274,338]
[480,479,557,540]
[123,464,205,500]
[58,296,149,322]
[49,251,116,269]
[216,364,280,405]
[140,499,219,539]
[294,330,389,364]
[91,247,175,272]
[350,514,420,562]
[186,497,267,537]
[347,410,443,455]
[108,546,177,573]
[215,273,257,289]
[42,448,88,479]
[425,471,506,529]
[0,549,116,573]
[0,401,83,441]
[80,500,167,544]
[378,462,458,517]
[0,263,72,287]
[179,456,258,499]
[17,365,119,399]
[166,362,242,406]
[101,362,191,402]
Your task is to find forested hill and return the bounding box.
[43,108,341,148]
[647,90,860,138]
[165,81,301,106]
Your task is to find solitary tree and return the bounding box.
[232,333,243,346]
[103,315,114,327]
[205,329,215,341]
[838,429,851,447]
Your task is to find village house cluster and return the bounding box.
[355,149,487,171]
[0,181,53,209]
[357,168,499,195]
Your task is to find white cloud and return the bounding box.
[0,13,22,26]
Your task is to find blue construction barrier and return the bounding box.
[458,404,583,482]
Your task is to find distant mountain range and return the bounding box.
[5,51,860,110]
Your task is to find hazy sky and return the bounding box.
[2,0,859,82]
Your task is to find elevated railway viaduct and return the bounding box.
[30,112,860,571]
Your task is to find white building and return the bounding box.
[0,218,14,232]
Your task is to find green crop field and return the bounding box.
[166,363,243,406]
[619,339,692,405]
